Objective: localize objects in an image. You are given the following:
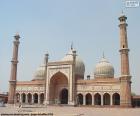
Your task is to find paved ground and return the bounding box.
[0,105,140,116]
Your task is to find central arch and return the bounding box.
[49,71,68,104]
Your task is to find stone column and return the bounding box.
[92,93,94,105]
[38,94,40,104]
[83,94,86,105]
[101,94,103,106]
[25,94,28,104]
[19,94,22,103]
[110,93,113,106]
[8,34,20,104]
[32,94,34,104]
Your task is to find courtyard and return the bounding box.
[0,105,140,116]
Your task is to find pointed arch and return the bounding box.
[49,71,68,104]
[94,93,101,105]
[103,93,110,105]
[86,93,92,105]
[21,93,26,103]
[50,71,68,81]
[40,93,44,104]
[60,88,68,104]
[27,93,32,104]
[33,93,38,103]
[112,93,120,105]
[77,93,83,105]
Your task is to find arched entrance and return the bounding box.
[33,93,38,103]
[22,93,26,103]
[94,93,101,105]
[86,93,92,105]
[49,72,68,104]
[60,89,68,104]
[27,93,32,104]
[77,94,83,105]
[103,93,110,105]
[40,93,44,104]
[113,93,120,105]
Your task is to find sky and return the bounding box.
[0,0,140,94]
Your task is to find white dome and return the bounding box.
[94,57,114,78]
[61,49,85,76]
[33,64,46,80]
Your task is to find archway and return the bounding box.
[49,72,68,104]
[22,93,26,103]
[77,94,83,105]
[60,88,68,104]
[33,93,38,103]
[94,93,101,105]
[86,93,92,105]
[40,93,44,104]
[112,93,120,105]
[103,93,110,105]
[27,93,32,104]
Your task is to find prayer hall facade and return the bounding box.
[8,14,133,107]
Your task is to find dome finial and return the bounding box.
[102,51,105,58]
[71,42,73,50]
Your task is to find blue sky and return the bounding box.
[0,0,140,94]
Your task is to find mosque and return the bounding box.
[7,14,139,107]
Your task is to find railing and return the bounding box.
[0,113,53,116]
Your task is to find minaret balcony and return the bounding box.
[119,48,129,53]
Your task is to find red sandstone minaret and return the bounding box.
[119,14,131,107]
[8,33,20,104]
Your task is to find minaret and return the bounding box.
[8,33,20,104]
[119,14,131,107]
[44,52,49,105]
[72,49,76,105]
